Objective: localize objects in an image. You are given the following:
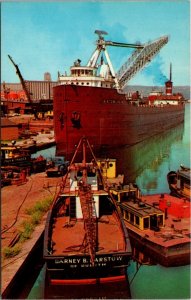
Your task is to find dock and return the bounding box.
[1,173,62,297]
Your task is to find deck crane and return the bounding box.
[117,36,169,88]
[8,55,39,119]
[88,30,168,90]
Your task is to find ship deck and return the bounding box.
[51,213,125,255]
[126,193,190,248]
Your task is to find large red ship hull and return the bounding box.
[53,85,185,160]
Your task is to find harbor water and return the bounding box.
[29,104,190,299]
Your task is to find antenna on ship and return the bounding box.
[94,29,108,38]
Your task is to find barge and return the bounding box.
[110,185,190,267]
[43,137,132,286]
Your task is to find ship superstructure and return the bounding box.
[58,30,168,91]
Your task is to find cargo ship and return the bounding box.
[43,137,132,286]
[53,30,185,160]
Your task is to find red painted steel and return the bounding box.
[53,85,185,159]
[50,275,126,285]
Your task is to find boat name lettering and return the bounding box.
[8,157,27,163]
[104,99,123,104]
[55,255,123,265]
[55,258,81,264]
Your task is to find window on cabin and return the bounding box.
[124,211,129,220]
[129,191,136,200]
[143,217,149,229]
[130,212,134,223]
[112,194,118,202]
[135,215,140,226]
[120,193,125,202]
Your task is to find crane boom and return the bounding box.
[88,32,144,68]
[87,31,169,89]
[105,41,144,49]
[8,55,32,103]
[117,36,169,89]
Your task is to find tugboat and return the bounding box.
[43,137,132,286]
[167,165,191,201]
[1,142,31,168]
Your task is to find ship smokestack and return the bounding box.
[165,63,173,95]
[169,62,172,81]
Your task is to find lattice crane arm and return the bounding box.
[117,35,169,89]
[87,31,169,90]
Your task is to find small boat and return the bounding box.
[1,165,28,187]
[1,143,31,168]
[43,137,132,286]
[110,185,190,267]
[1,143,47,173]
[167,165,191,200]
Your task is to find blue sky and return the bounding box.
[1,1,190,86]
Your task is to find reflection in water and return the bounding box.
[28,264,131,299]
[26,105,190,299]
[44,271,131,299]
[131,247,157,266]
[100,122,184,184]
[128,263,190,299]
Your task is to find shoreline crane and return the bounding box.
[7,55,53,119]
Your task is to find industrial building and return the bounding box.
[1,78,57,116]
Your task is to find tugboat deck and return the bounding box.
[51,212,125,255]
